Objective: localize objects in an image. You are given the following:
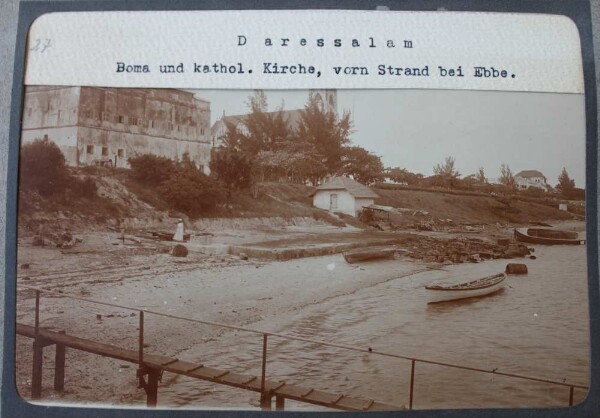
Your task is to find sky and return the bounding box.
[193,89,586,188]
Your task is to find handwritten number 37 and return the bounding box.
[29,38,52,53]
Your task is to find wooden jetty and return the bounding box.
[17,323,400,411]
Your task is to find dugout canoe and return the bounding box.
[514,228,585,245]
[426,273,506,304]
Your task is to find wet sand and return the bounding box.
[15,229,428,407]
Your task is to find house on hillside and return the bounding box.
[311,176,379,217]
[514,170,549,191]
[22,86,212,173]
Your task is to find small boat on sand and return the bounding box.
[514,228,585,245]
[426,273,506,304]
[343,246,400,263]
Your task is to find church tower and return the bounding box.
[310,89,337,116]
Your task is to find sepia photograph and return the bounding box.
[14,86,589,411]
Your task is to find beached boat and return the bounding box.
[426,273,506,304]
[343,246,399,263]
[514,228,585,245]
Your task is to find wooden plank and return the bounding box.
[368,401,402,411]
[274,384,314,399]
[245,378,286,393]
[19,324,139,363]
[144,354,178,368]
[217,372,259,388]
[186,366,228,380]
[163,360,205,374]
[302,389,341,405]
[334,396,374,411]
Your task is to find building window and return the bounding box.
[86,145,94,154]
[43,134,48,141]
[200,128,205,135]
[118,115,125,124]
[27,108,32,118]
[117,148,125,158]
[102,146,109,156]
[57,110,63,120]
[148,119,155,128]
[101,112,109,121]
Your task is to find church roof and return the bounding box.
[214,109,304,131]
[314,176,379,199]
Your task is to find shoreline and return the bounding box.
[14,220,587,408]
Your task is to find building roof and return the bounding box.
[213,109,304,132]
[515,170,546,179]
[314,176,379,198]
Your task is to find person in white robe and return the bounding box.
[173,219,185,241]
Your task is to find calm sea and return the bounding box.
[159,243,590,410]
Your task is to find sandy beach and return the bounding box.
[15,225,435,407]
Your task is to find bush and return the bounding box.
[70,176,98,198]
[520,187,547,198]
[20,138,69,196]
[210,149,253,195]
[158,161,226,217]
[128,154,177,185]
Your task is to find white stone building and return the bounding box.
[21,86,212,173]
[514,170,549,191]
[311,176,378,217]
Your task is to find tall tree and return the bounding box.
[385,167,423,185]
[341,146,384,185]
[476,167,487,183]
[433,156,460,179]
[556,167,576,198]
[20,138,70,196]
[237,91,294,155]
[209,149,253,198]
[499,163,516,188]
[296,92,352,177]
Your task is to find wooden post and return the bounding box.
[145,369,160,407]
[54,331,66,392]
[569,386,574,406]
[31,291,43,399]
[34,291,40,335]
[31,339,43,399]
[409,359,416,410]
[139,310,144,365]
[260,334,271,410]
[138,311,145,389]
[275,395,285,410]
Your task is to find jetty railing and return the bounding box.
[17,284,588,409]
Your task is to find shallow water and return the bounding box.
[159,244,590,410]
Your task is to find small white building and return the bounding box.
[311,176,379,217]
[514,170,549,191]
